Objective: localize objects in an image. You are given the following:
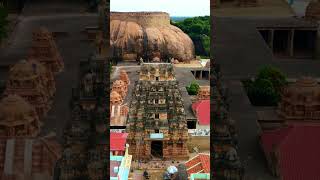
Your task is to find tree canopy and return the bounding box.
[242,65,287,106]
[172,16,210,57]
[186,81,200,95]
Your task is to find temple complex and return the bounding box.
[126,63,189,160]
[212,62,244,179]
[0,95,40,137]
[27,27,64,74]
[4,59,53,118]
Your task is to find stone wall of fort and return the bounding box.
[110,12,170,27]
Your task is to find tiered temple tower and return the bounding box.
[27,27,64,74]
[4,60,53,118]
[278,77,320,121]
[0,95,40,137]
[197,86,210,100]
[58,1,109,175]
[126,63,189,160]
[211,62,244,179]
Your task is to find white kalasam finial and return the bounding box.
[125,143,129,156]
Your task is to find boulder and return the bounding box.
[110,12,195,62]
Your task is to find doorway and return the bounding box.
[151,141,163,158]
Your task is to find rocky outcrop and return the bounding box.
[110,12,195,62]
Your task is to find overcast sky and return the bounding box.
[110,0,210,17]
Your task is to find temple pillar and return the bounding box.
[288,29,295,57]
[270,30,274,51]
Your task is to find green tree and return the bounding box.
[242,65,287,106]
[186,81,200,95]
[172,16,210,56]
[0,5,8,42]
[257,65,287,91]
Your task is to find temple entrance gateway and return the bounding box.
[151,141,163,158]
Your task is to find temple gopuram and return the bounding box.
[126,63,189,160]
[57,1,109,179]
[4,59,53,118]
[212,62,244,179]
[0,95,40,137]
[27,27,64,74]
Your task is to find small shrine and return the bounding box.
[110,90,123,107]
[278,77,320,120]
[4,60,52,118]
[0,95,40,137]
[119,69,130,85]
[197,86,210,100]
[111,80,127,98]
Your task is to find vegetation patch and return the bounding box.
[186,81,200,95]
[172,16,210,57]
[242,65,288,106]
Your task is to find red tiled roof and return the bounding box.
[199,154,210,173]
[185,153,210,175]
[261,125,320,180]
[192,100,210,125]
[110,133,128,151]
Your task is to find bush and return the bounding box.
[242,66,287,106]
[186,81,200,95]
[257,65,287,90]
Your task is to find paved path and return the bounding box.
[226,80,277,180]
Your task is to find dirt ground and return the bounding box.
[188,136,210,152]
